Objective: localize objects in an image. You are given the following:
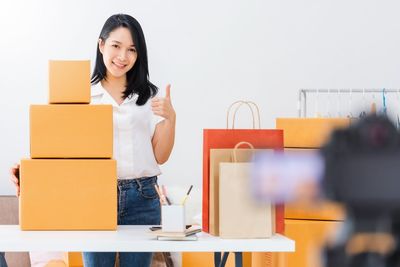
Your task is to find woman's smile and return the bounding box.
[112,61,127,69]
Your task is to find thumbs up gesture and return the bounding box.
[151,84,176,121]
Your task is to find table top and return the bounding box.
[0,225,295,252]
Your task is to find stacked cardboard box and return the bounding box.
[275,118,350,267]
[19,60,117,231]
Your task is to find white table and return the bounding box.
[0,225,294,267]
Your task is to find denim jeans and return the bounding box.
[83,176,161,267]
[0,252,7,267]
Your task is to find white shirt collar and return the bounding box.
[91,82,138,107]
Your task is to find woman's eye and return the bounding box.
[112,44,119,48]
[129,48,136,53]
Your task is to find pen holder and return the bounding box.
[161,205,185,232]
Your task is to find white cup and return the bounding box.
[161,205,185,232]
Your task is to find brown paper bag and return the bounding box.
[203,101,284,234]
[210,148,271,236]
[219,142,274,239]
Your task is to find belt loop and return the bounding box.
[135,178,142,191]
[117,179,121,192]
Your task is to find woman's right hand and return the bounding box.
[10,163,20,197]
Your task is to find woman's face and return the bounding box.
[99,27,137,79]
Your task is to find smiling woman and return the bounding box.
[84,13,176,267]
[91,14,159,106]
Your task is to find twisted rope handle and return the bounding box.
[226,100,261,129]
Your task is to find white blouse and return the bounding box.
[91,82,163,179]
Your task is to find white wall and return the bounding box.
[1,0,400,203]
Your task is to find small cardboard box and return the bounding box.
[276,118,351,148]
[20,159,117,230]
[30,105,113,158]
[49,60,90,104]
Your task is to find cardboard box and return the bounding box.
[282,148,345,221]
[20,159,117,230]
[276,118,351,148]
[30,105,113,158]
[49,60,90,104]
[283,219,341,267]
[44,260,67,267]
[65,252,83,267]
[183,252,251,267]
[284,201,345,221]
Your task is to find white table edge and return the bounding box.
[0,225,295,253]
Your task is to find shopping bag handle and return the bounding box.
[232,141,255,162]
[226,101,261,129]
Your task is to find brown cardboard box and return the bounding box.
[282,219,341,267]
[285,201,345,221]
[45,260,67,267]
[183,252,252,267]
[20,159,117,230]
[49,60,90,104]
[276,118,350,148]
[30,105,113,158]
[282,148,345,221]
[65,252,83,267]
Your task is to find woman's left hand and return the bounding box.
[151,84,176,121]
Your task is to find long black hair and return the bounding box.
[91,14,158,105]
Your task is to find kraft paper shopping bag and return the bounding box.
[218,142,274,238]
[210,147,273,236]
[203,101,284,233]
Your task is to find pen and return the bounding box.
[154,185,167,205]
[181,185,193,205]
[161,185,172,205]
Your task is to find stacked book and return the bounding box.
[19,60,117,230]
[152,225,202,241]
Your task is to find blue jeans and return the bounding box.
[83,176,161,267]
[0,252,6,267]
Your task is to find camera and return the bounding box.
[252,115,400,267]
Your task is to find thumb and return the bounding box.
[165,84,171,99]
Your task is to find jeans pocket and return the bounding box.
[139,181,159,199]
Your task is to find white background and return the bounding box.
[1,0,400,210]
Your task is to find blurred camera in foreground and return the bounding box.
[252,114,400,266]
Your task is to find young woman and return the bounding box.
[10,14,175,267]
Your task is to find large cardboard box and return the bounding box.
[282,219,341,267]
[285,201,345,221]
[276,118,350,148]
[182,252,283,267]
[30,105,113,158]
[20,159,117,230]
[282,148,345,221]
[183,252,251,267]
[49,60,90,104]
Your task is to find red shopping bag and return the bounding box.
[203,101,284,233]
